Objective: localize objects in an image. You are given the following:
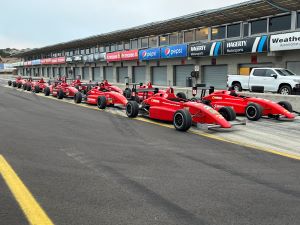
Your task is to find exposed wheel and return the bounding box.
[123,88,132,98]
[245,103,263,121]
[97,96,107,109]
[176,92,187,99]
[26,85,32,91]
[126,101,139,118]
[44,87,50,96]
[23,84,27,90]
[12,81,17,87]
[131,95,140,103]
[8,80,12,86]
[232,83,242,92]
[57,89,64,99]
[74,92,82,104]
[34,85,40,93]
[173,109,192,131]
[278,101,293,112]
[17,82,22,88]
[278,85,292,95]
[219,107,236,121]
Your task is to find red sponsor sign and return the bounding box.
[106,52,122,62]
[121,50,138,61]
[41,58,52,65]
[26,61,32,66]
[57,57,66,64]
[51,58,58,64]
[41,59,47,65]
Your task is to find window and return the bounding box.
[211,26,226,40]
[178,32,184,43]
[90,47,95,54]
[141,38,148,48]
[269,14,291,32]
[298,12,300,28]
[131,39,138,49]
[80,49,85,55]
[85,49,90,54]
[117,42,123,51]
[105,46,110,52]
[253,69,274,77]
[110,44,116,52]
[169,33,178,45]
[184,30,194,42]
[227,24,241,38]
[243,23,249,37]
[99,46,105,52]
[251,19,267,34]
[95,47,99,53]
[149,36,158,48]
[124,42,130,50]
[195,28,208,41]
[66,51,70,57]
[159,35,169,46]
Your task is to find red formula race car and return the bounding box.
[101,80,123,94]
[200,87,296,121]
[74,82,128,109]
[8,76,27,89]
[125,87,240,132]
[44,77,79,99]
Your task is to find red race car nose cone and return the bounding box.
[165,48,170,56]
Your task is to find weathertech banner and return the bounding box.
[224,36,268,54]
[189,42,222,57]
[270,31,300,51]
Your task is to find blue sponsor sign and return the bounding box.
[139,48,160,60]
[161,44,188,59]
[0,64,4,70]
[31,59,41,65]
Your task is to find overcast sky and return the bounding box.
[0,0,248,49]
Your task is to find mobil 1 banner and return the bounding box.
[224,36,268,55]
[189,42,222,57]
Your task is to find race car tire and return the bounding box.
[126,101,139,118]
[173,109,192,132]
[44,87,50,96]
[176,92,187,99]
[245,103,262,121]
[232,82,242,92]
[12,81,17,87]
[131,95,140,103]
[278,101,293,112]
[26,85,32,91]
[74,92,82,104]
[97,96,107,109]
[123,88,132,98]
[8,80,12,86]
[57,89,64,99]
[278,85,292,95]
[34,85,40,93]
[17,82,22,89]
[23,84,27,90]
[75,85,79,90]
[219,107,236,121]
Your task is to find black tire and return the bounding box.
[26,85,32,91]
[75,85,79,90]
[176,92,187,99]
[173,109,192,131]
[74,92,82,104]
[123,88,132,98]
[278,85,292,95]
[232,82,242,92]
[17,82,22,89]
[57,89,64,99]
[23,84,27,90]
[245,103,263,121]
[34,85,40,93]
[12,81,17,87]
[8,80,12,86]
[219,107,236,121]
[44,87,50,96]
[278,101,293,112]
[131,95,140,103]
[126,101,139,118]
[97,96,107,109]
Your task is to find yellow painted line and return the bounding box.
[0,155,54,225]
[4,85,300,161]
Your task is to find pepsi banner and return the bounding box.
[139,48,160,61]
[189,42,222,57]
[161,44,188,59]
[224,36,268,55]
[31,59,41,65]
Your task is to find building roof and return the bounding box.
[14,0,300,57]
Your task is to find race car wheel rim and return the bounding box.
[233,86,240,92]
[280,88,289,95]
[126,104,132,115]
[247,106,257,118]
[174,113,184,128]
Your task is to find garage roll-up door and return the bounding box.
[203,65,228,89]
[75,67,81,78]
[287,62,300,75]
[59,67,65,76]
[152,66,167,86]
[83,67,89,80]
[117,67,128,83]
[42,67,46,77]
[93,67,101,81]
[47,68,51,77]
[133,67,146,83]
[54,67,59,77]
[104,67,113,82]
[175,65,194,87]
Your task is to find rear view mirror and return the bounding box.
[271,74,278,79]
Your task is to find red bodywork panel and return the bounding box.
[86,86,127,106]
[203,90,295,119]
[143,89,232,128]
[102,80,123,94]
[51,81,78,97]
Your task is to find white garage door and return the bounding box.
[93,67,101,81]
[152,66,167,86]
[59,67,65,76]
[133,67,146,83]
[75,67,81,78]
[175,65,194,87]
[287,62,300,75]
[203,65,228,89]
[83,67,89,80]
[117,67,128,83]
[104,67,113,82]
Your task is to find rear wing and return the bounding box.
[192,84,215,99]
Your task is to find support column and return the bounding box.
[100,66,104,81]
[112,65,117,83]
[89,66,93,81]
[145,64,151,83]
[167,64,174,86]
[127,65,133,82]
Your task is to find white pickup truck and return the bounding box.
[227,68,300,95]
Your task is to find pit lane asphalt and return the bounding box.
[0,84,300,225]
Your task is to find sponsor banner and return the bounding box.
[51,58,58,64]
[106,52,121,62]
[139,48,160,60]
[57,57,66,64]
[66,57,73,63]
[189,42,222,57]
[94,53,106,61]
[87,54,95,62]
[74,55,82,61]
[161,44,188,59]
[0,64,4,70]
[224,36,268,55]
[120,50,138,61]
[270,31,300,51]
[83,55,89,63]
[31,59,41,65]
[25,61,32,66]
[41,58,52,65]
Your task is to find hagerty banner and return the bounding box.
[224,36,268,54]
[189,42,222,57]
